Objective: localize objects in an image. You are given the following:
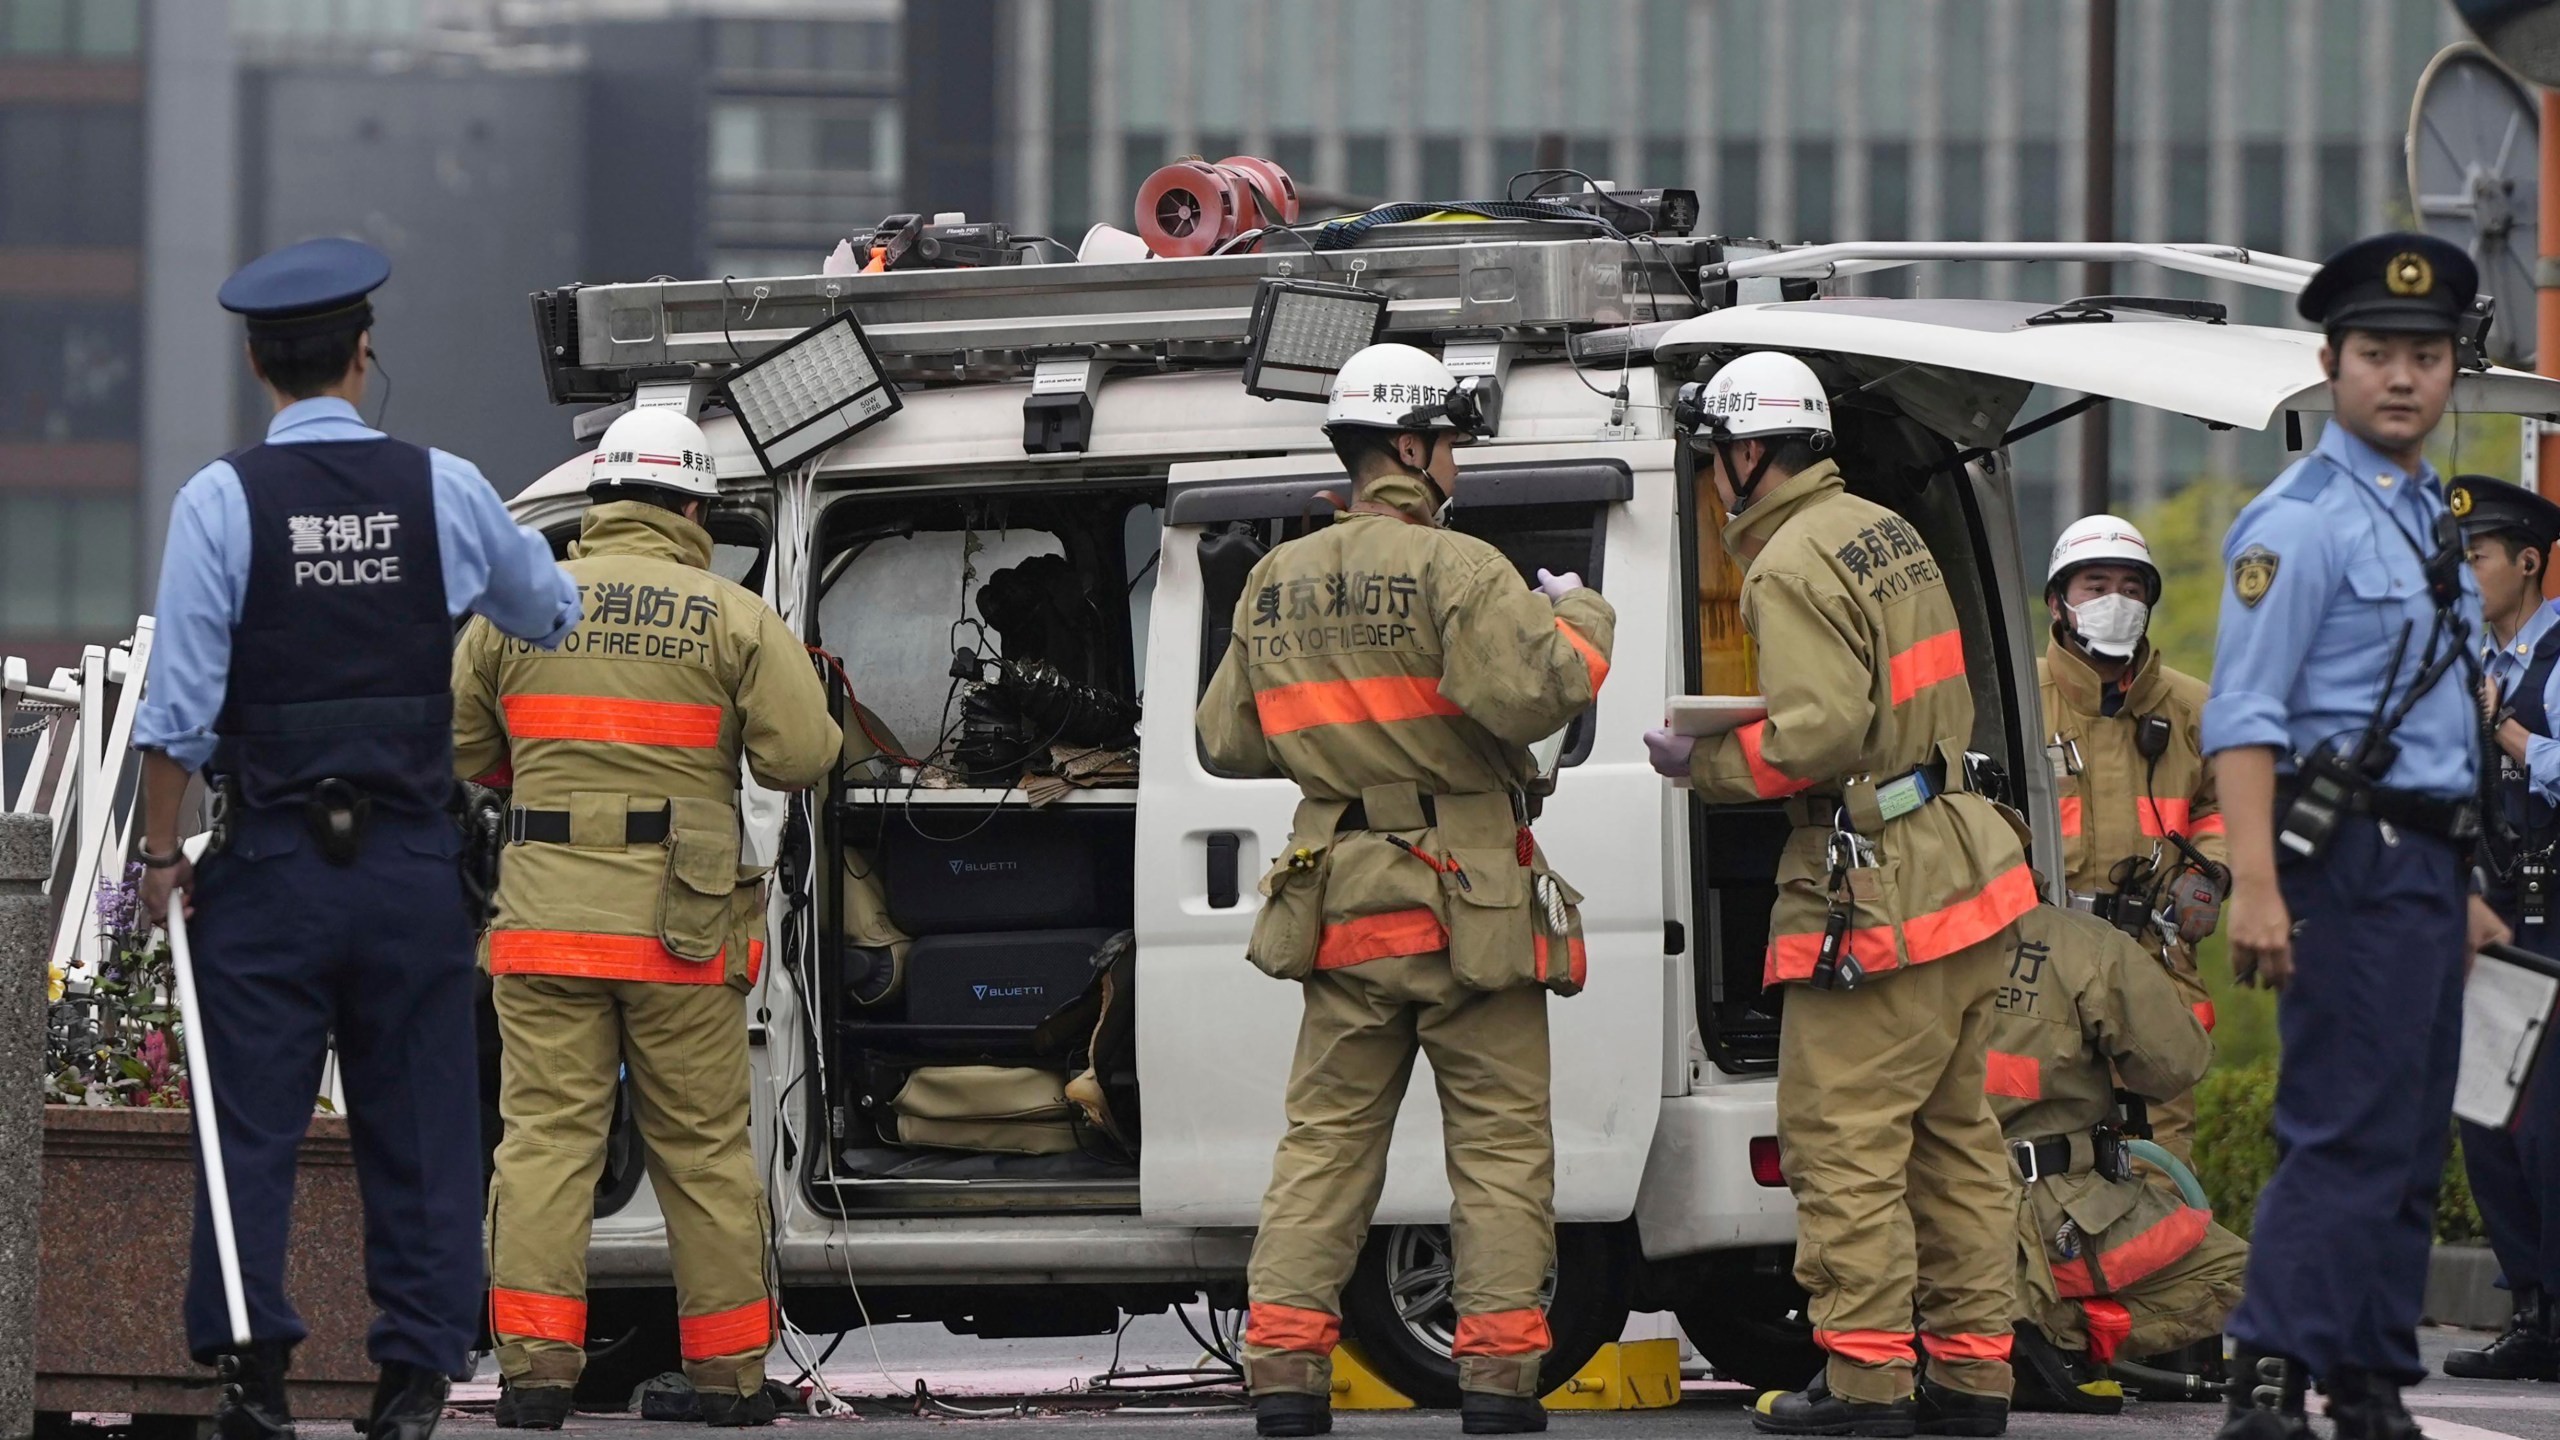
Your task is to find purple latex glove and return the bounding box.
[1535,567,1584,601]
[1644,726,1696,780]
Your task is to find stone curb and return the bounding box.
[2428,1242,2512,1332]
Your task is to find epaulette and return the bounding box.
[2265,453,2342,504]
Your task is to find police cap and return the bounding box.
[2451,474,2560,551]
[2296,232,2476,338]
[217,237,390,340]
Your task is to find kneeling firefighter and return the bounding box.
[1990,904,2246,1413]
[1643,352,2038,1437]
[453,409,840,1428]
[1197,342,1615,1438]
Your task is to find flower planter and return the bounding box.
[35,1106,379,1422]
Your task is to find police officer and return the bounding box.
[1643,352,2036,1437]
[131,238,581,1440]
[2443,475,2560,1381]
[2039,516,2226,1165]
[2205,233,2514,1440]
[452,409,839,1429]
[1988,905,2246,1414]
[1197,342,1614,1438]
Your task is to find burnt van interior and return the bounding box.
[1681,357,2032,1075]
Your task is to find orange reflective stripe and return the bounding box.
[2058,795,2082,838]
[1736,720,1815,799]
[2138,797,2193,838]
[2193,1000,2217,1032]
[1534,933,1589,989]
[1815,1329,1916,1365]
[1253,673,1463,735]
[491,1288,586,1346]
[1888,630,1966,706]
[1316,907,1448,969]
[1453,1308,1553,1357]
[1985,1050,2042,1100]
[679,1299,771,1359]
[1921,1332,2013,1363]
[489,930,735,985]
[1901,862,2039,965]
[2051,1255,2096,1298]
[2081,1299,2133,1364]
[1765,919,1898,985]
[2190,812,2226,837]
[1245,1302,1341,1355]
[473,763,514,787]
[746,939,764,987]
[503,694,724,749]
[1555,617,1610,692]
[2096,1205,2210,1290]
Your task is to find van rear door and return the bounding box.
[1136,443,1674,1226]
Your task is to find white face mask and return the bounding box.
[2067,593,2151,659]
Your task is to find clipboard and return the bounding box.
[1666,695,1770,739]
[2455,942,2560,1131]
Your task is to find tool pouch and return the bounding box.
[1247,841,1330,981]
[724,862,771,990]
[303,778,372,866]
[1443,843,1533,992]
[1528,863,1588,997]
[657,795,740,963]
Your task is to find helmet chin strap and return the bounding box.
[1395,433,1453,519]
[1713,440,1783,511]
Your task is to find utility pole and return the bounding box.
[2078,0,2117,518]
[2542,91,2560,512]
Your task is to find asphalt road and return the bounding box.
[421,1319,2560,1440]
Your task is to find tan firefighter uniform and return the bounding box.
[1989,905,2246,1368]
[1197,471,1615,1400]
[452,501,840,1399]
[1685,459,2037,1404]
[2039,636,2224,1162]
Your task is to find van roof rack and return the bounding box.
[1702,241,2320,293]
[530,229,1742,405]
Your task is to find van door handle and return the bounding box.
[1206,832,1240,908]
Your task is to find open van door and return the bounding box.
[1135,442,1675,1226]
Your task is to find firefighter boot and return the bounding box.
[2008,1326,2124,1415]
[494,1381,576,1431]
[2214,1348,2312,1440]
[1753,1376,1919,1438]
[1461,1392,1548,1435]
[1254,1391,1331,1438]
[1915,1380,2008,1437]
[695,1387,775,1429]
[2325,1368,2427,1440]
[365,1362,450,1440]
[2445,1287,2560,1381]
[212,1340,297,1440]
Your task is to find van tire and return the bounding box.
[1338,1223,1632,1409]
[571,1290,683,1411]
[1671,1263,1825,1393]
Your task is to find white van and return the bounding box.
[500,226,2560,1406]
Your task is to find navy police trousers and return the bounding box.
[2226,815,2467,1385]
[182,807,484,1376]
[2459,897,2560,1300]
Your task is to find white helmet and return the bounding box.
[2046,515,2162,601]
[587,407,719,500]
[1680,351,1836,445]
[1324,343,1493,437]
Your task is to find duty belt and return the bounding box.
[2009,1128,2129,1184]
[1337,795,1439,832]
[2065,889,2140,925]
[1785,758,1949,831]
[508,805,672,846]
[2274,777,2480,844]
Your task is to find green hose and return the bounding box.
[2127,1138,2211,1210]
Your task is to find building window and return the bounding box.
[0,494,134,636]
[1868,141,1911,242]
[1,0,140,58]
[2017,141,2059,242]
[2318,141,2362,256]
[1347,136,1388,202]
[1422,138,1463,199]
[2244,141,2285,253]
[1718,140,1759,237]
[713,18,898,85]
[1793,140,1835,242]
[0,301,139,442]
[709,97,900,191]
[0,106,143,246]
[1942,142,1985,242]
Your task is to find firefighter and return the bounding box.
[2206,233,2512,1440]
[2038,514,2226,1162]
[1198,342,1614,1438]
[132,237,582,1440]
[1988,904,2247,1413]
[2444,474,2560,1382]
[453,408,840,1429]
[1643,351,2038,1437]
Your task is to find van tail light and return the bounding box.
[1749,1136,1786,1188]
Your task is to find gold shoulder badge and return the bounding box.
[2387,251,2433,297]
[2452,487,2475,517]
[2233,545,2279,608]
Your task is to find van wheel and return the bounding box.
[1672,1262,1824,1393]
[572,1290,683,1411]
[1338,1223,1632,1409]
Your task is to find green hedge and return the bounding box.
[2191,1056,2482,1243]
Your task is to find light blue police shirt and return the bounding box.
[133,397,581,772]
[2486,598,2560,806]
[2201,419,2483,800]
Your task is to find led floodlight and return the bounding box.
[721,310,902,473]
[1241,278,1390,401]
